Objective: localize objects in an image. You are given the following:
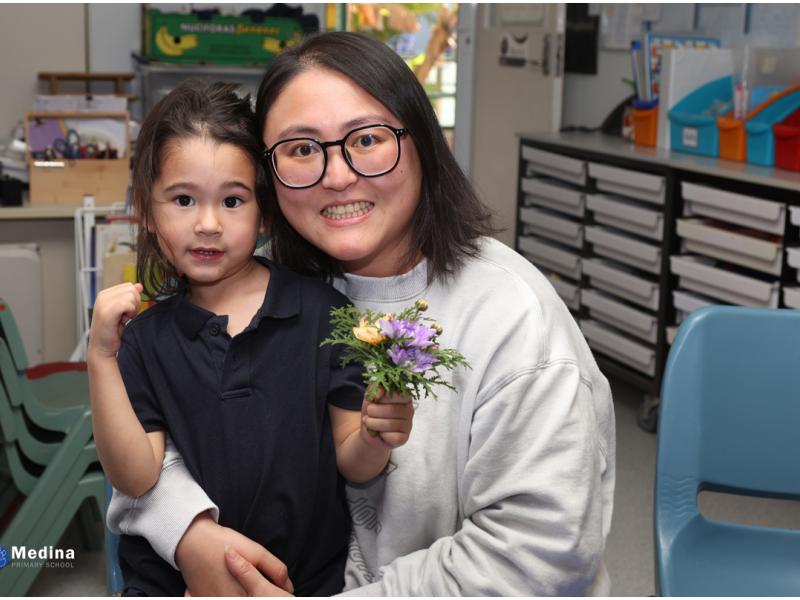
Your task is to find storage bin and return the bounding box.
[670,254,779,308]
[745,84,800,167]
[783,286,800,310]
[681,182,786,235]
[583,257,660,311]
[582,288,658,344]
[545,271,581,311]
[676,218,783,276]
[580,318,656,377]
[519,206,584,249]
[518,235,582,281]
[773,108,800,172]
[785,247,800,282]
[521,176,585,218]
[586,225,662,275]
[668,76,732,157]
[673,288,718,323]
[587,193,664,241]
[521,146,587,187]
[588,163,665,206]
[632,100,659,147]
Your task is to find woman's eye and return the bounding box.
[289,142,319,158]
[223,196,242,209]
[353,133,378,148]
[175,195,194,207]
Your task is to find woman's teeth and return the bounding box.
[321,201,374,220]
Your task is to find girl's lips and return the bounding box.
[189,248,224,261]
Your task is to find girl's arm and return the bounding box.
[88,282,165,497]
[329,388,413,483]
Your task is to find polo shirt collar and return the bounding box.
[174,256,301,339]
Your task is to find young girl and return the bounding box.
[89,80,413,597]
[109,34,616,596]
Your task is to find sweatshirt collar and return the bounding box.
[334,257,429,303]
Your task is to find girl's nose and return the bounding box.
[194,205,222,235]
[320,148,358,191]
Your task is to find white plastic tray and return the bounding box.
[783,286,800,310]
[677,218,783,276]
[582,288,658,344]
[586,193,664,241]
[520,206,584,249]
[585,225,662,274]
[545,271,581,311]
[580,318,656,377]
[670,254,779,308]
[582,257,660,311]
[666,325,678,345]
[521,146,587,187]
[518,235,582,280]
[588,162,665,206]
[790,206,800,228]
[786,247,800,282]
[521,176,585,218]
[681,181,786,235]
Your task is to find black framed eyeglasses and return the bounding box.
[263,124,408,189]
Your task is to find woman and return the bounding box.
[108,31,616,596]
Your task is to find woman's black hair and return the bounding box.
[255,31,496,283]
[132,79,267,298]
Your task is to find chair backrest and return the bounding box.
[655,306,800,590]
[0,299,29,372]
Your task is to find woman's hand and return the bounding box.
[224,546,294,596]
[177,512,293,596]
[363,387,414,448]
[88,282,142,359]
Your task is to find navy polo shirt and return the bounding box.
[115,257,365,597]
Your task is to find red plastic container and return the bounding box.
[773,109,800,172]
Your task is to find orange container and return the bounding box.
[717,114,746,161]
[632,105,659,147]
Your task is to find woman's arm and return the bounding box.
[89,283,164,496]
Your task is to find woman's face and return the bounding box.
[263,67,423,277]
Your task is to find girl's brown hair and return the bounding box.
[133,79,266,298]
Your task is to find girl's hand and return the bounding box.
[88,282,143,359]
[177,512,293,597]
[362,387,414,448]
[224,546,294,596]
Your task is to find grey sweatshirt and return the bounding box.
[108,236,616,595]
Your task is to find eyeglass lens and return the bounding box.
[271,125,401,188]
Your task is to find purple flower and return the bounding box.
[379,318,437,349]
[387,344,438,373]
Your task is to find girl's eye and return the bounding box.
[175,195,194,207]
[223,196,242,209]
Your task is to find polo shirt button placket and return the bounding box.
[210,323,221,336]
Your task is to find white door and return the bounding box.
[460,3,565,248]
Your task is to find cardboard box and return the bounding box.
[25,112,131,207]
[144,9,304,65]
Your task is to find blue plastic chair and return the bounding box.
[655,306,800,596]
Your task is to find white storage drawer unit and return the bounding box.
[547,272,581,311]
[520,206,584,249]
[518,235,582,281]
[677,218,783,275]
[522,146,587,187]
[589,162,666,206]
[673,288,718,323]
[786,247,800,282]
[583,257,660,311]
[670,254,780,308]
[587,193,664,240]
[582,288,659,344]
[783,286,800,310]
[682,181,786,235]
[580,318,656,377]
[521,176,585,218]
[586,225,662,274]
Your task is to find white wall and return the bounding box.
[0,4,85,138]
[562,48,632,128]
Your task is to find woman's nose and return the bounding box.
[321,147,358,190]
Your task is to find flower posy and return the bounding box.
[321,299,470,402]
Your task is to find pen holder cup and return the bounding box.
[774,109,800,172]
[632,105,659,147]
[717,115,747,162]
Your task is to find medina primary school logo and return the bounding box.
[0,546,10,569]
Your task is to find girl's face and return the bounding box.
[263,68,423,277]
[150,136,264,290]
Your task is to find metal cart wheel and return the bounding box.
[637,394,660,433]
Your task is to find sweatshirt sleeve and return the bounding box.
[106,435,220,570]
[339,360,614,596]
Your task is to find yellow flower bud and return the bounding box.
[415,299,429,312]
[431,322,443,335]
[353,320,385,346]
